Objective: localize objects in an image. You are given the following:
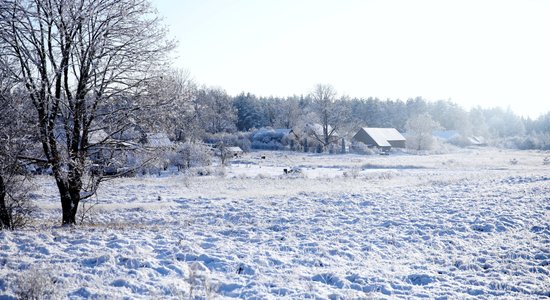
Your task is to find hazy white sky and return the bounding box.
[154,0,549,118]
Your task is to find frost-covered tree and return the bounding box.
[0,0,174,225]
[429,100,470,133]
[197,88,237,134]
[485,107,525,138]
[406,113,441,150]
[273,96,302,129]
[0,62,37,229]
[468,106,490,137]
[140,69,198,141]
[406,97,429,118]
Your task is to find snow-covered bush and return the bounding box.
[169,142,212,170]
[77,198,99,225]
[205,132,252,152]
[343,167,361,178]
[0,173,36,230]
[135,150,171,175]
[187,262,218,300]
[351,141,375,155]
[250,128,297,150]
[491,132,550,150]
[515,133,549,150]
[251,140,285,150]
[194,167,212,176]
[448,135,474,147]
[213,166,226,177]
[406,113,441,150]
[13,267,60,300]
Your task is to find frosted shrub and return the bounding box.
[343,167,361,179]
[251,140,284,150]
[213,166,226,177]
[187,262,218,300]
[448,135,472,147]
[205,132,252,152]
[77,198,100,225]
[256,173,270,179]
[251,128,297,150]
[0,176,36,230]
[499,133,550,150]
[13,267,59,300]
[351,141,375,155]
[171,142,212,170]
[194,167,212,176]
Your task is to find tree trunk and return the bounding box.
[56,179,80,225]
[0,175,12,229]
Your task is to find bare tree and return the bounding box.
[309,84,350,149]
[0,0,174,225]
[272,96,302,129]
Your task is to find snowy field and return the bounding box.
[1,148,549,299]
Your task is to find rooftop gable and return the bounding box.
[361,127,405,147]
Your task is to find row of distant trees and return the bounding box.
[151,83,549,150]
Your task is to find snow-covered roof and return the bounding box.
[88,130,109,144]
[468,136,486,145]
[226,146,243,153]
[360,127,405,147]
[146,133,173,148]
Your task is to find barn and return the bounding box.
[353,127,406,150]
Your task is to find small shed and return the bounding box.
[353,127,406,150]
[225,146,244,158]
[468,136,487,146]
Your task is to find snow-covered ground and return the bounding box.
[1,148,549,299]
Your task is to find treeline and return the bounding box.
[177,87,550,150]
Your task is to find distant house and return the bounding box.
[87,129,140,175]
[225,146,244,157]
[432,130,488,147]
[145,133,173,149]
[214,145,243,164]
[88,129,138,161]
[353,127,406,150]
[468,136,487,146]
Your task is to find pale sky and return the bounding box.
[154,0,549,119]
